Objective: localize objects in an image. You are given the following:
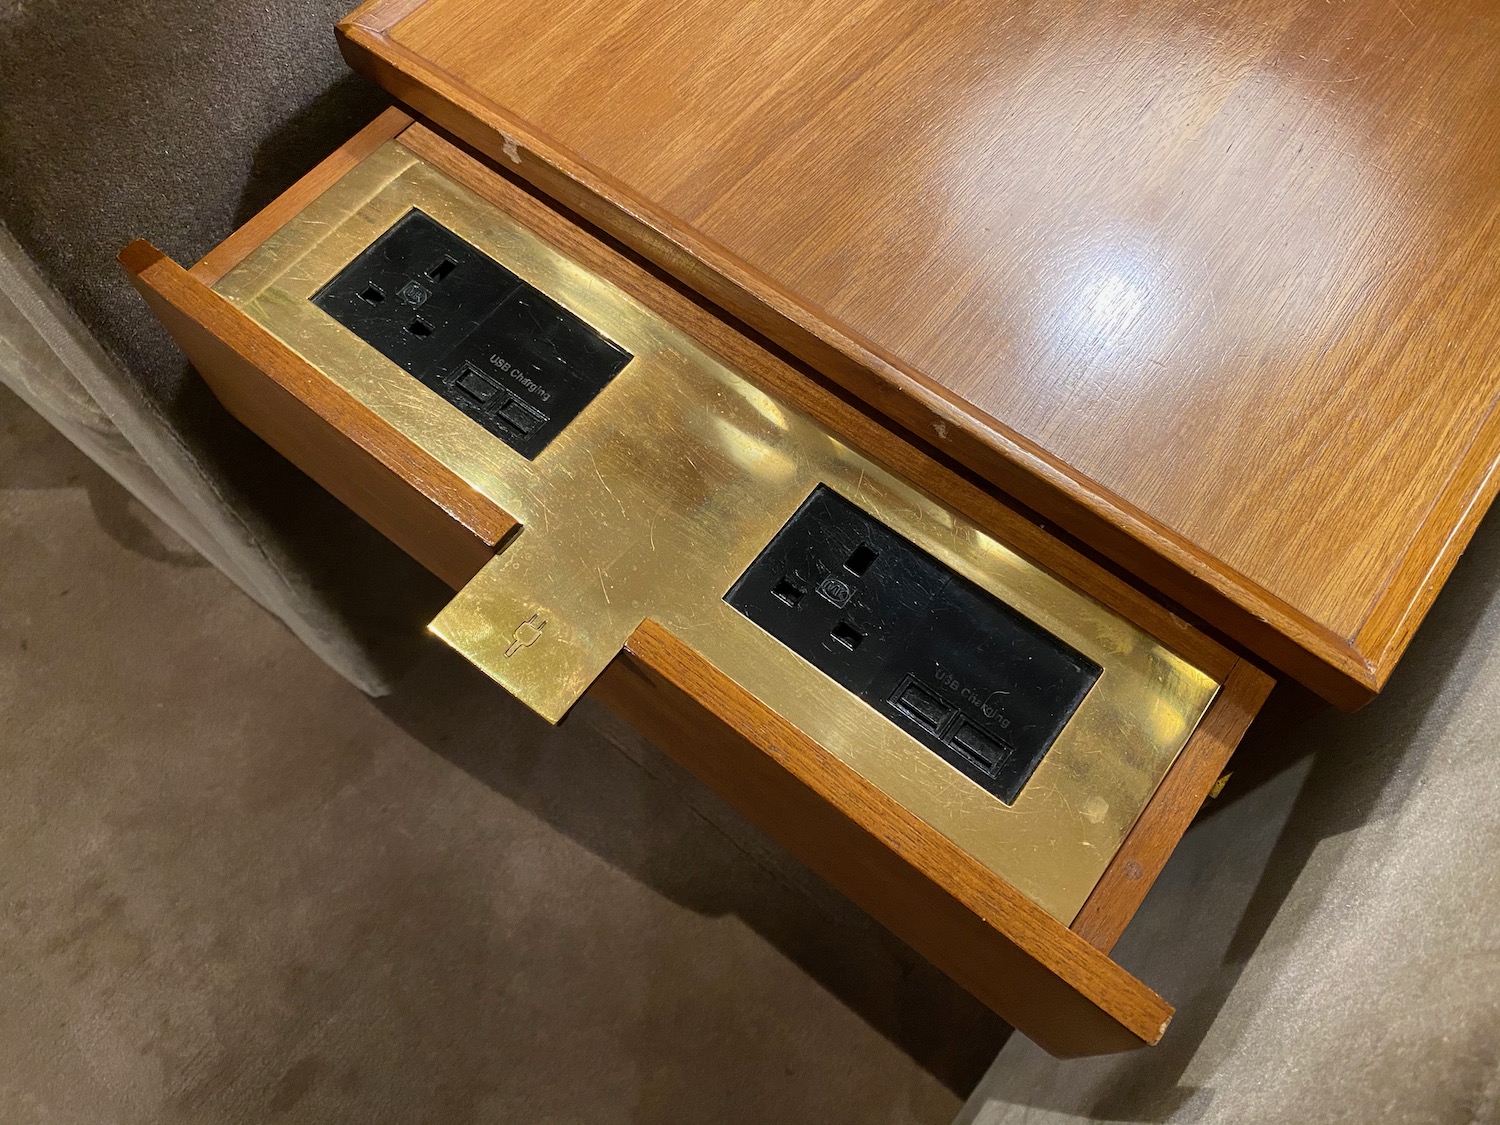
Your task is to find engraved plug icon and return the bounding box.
[504,612,547,657]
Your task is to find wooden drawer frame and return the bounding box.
[121,108,1272,1057]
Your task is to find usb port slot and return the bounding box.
[496,395,548,436]
[948,721,1012,778]
[890,676,954,734]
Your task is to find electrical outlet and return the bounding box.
[726,486,1101,803]
[312,209,632,458]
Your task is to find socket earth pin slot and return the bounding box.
[312,209,632,458]
[726,486,1102,804]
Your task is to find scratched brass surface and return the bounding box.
[214,140,1220,922]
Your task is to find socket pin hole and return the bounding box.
[359,284,385,305]
[831,620,865,650]
[844,543,878,576]
[772,577,805,607]
[406,317,434,338]
[427,257,458,282]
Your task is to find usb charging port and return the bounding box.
[890,676,954,734]
[948,721,1012,778]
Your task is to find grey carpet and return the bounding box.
[0,0,441,684]
[0,379,1004,1119]
[956,442,1500,1122]
[0,0,1015,1112]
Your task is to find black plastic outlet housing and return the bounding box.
[312,209,632,458]
[726,486,1101,804]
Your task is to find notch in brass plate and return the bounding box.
[212,140,1220,923]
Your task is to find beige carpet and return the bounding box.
[0,382,1006,1122]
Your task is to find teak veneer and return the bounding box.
[338,0,1500,708]
[120,110,1272,1055]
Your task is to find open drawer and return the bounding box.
[120,108,1272,1058]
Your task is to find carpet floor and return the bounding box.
[0,382,1006,1122]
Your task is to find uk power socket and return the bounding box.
[313,209,632,459]
[726,486,1101,804]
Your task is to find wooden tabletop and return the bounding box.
[339,0,1500,706]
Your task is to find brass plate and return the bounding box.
[215,140,1220,923]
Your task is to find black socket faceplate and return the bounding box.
[726,486,1101,804]
[312,209,632,459]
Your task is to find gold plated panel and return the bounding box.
[215,140,1219,922]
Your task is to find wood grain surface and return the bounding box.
[1069,658,1274,952]
[125,116,1273,1054]
[593,619,1174,1057]
[339,0,1500,707]
[400,116,1272,976]
[120,240,516,589]
[396,120,1240,684]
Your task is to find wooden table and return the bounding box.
[120,0,1500,1060]
[340,0,1500,708]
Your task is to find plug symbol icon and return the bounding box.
[504,612,547,658]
